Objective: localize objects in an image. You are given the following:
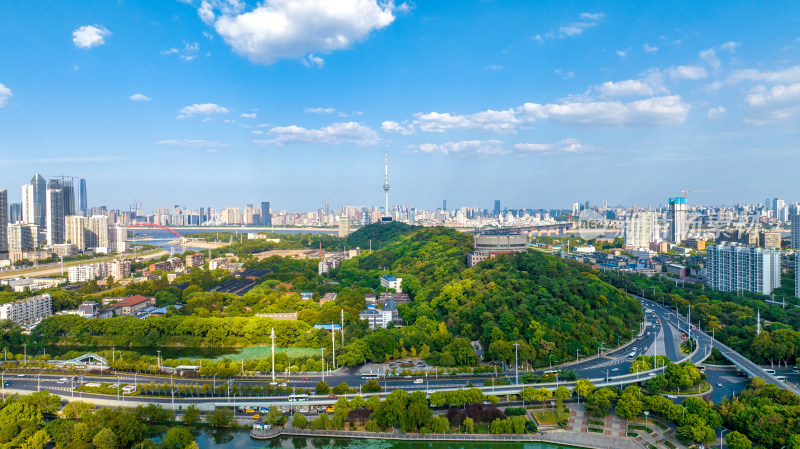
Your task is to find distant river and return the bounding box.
[127,227,337,254]
[190,430,584,449]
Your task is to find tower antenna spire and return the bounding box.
[383,153,390,219]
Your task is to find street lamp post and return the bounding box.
[170,373,175,410]
[720,429,727,449]
[1,370,5,399]
[37,371,43,392]
[513,343,519,385]
[321,348,325,383]
[644,410,649,426]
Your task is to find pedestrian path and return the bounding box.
[565,404,687,449]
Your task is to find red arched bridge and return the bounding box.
[126,223,186,243]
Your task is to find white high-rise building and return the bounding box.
[21,184,35,224]
[109,226,129,253]
[667,197,689,243]
[46,188,65,245]
[706,243,781,295]
[624,211,656,249]
[88,215,109,249]
[65,215,88,250]
[773,197,784,220]
[7,223,38,252]
[796,252,799,300]
[0,190,7,252]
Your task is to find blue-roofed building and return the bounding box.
[380,274,402,292]
[300,292,313,300]
[314,324,342,332]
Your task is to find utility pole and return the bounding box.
[513,343,519,385]
[321,348,325,383]
[331,323,336,370]
[341,309,344,346]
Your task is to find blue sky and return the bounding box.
[1,1,799,212]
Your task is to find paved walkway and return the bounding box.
[565,404,686,449]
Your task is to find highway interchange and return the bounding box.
[3,295,797,414]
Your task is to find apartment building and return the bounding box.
[0,293,53,326]
[706,243,781,295]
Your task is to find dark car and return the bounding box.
[3,381,11,387]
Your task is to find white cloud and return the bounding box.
[485,65,504,71]
[743,83,800,122]
[72,25,110,49]
[205,0,395,65]
[413,109,520,133]
[518,95,690,127]
[728,65,800,84]
[554,69,575,79]
[616,48,630,58]
[129,93,151,102]
[177,103,230,119]
[254,121,380,146]
[707,106,726,119]
[162,41,201,61]
[304,107,336,114]
[156,139,228,147]
[595,79,656,97]
[643,43,658,53]
[513,138,587,154]
[410,140,507,156]
[302,54,325,68]
[251,130,264,135]
[699,48,720,70]
[668,65,707,80]
[0,83,11,107]
[240,112,257,118]
[579,12,605,21]
[721,41,740,52]
[381,120,415,134]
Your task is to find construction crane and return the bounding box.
[680,190,710,199]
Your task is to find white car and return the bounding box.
[611,368,619,372]
[16,374,24,378]
[279,383,287,387]
[298,408,309,413]
[667,394,677,399]
[717,383,723,387]
[57,378,68,384]
[648,372,656,377]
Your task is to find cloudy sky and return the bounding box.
[1,1,799,212]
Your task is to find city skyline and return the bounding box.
[1,2,800,210]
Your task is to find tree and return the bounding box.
[92,428,119,449]
[362,379,382,393]
[575,379,596,403]
[315,381,330,395]
[554,386,571,410]
[22,429,49,449]
[182,404,200,425]
[463,417,475,433]
[585,388,618,418]
[163,427,194,449]
[292,413,308,429]
[615,390,643,421]
[209,408,233,427]
[726,431,752,449]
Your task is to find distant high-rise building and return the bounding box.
[31,174,46,227]
[667,197,688,243]
[261,202,271,226]
[792,215,800,248]
[21,184,35,224]
[46,188,65,245]
[624,211,656,249]
[706,243,781,295]
[88,215,109,249]
[65,216,88,250]
[79,179,87,214]
[0,190,7,251]
[338,217,350,237]
[9,203,21,224]
[7,223,38,252]
[494,200,501,217]
[49,178,75,216]
[443,200,447,211]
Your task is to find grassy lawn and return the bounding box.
[532,410,569,425]
[628,424,653,433]
[587,427,604,434]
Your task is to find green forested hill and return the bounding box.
[344,221,422,251]
[336,227,642,367]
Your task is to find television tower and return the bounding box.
[383,153,390,218]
